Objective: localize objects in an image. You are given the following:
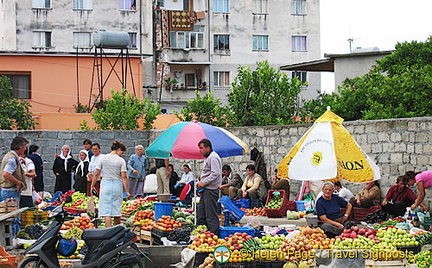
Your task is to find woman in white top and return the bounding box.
[19,149,36,208]
[91,141,130,227]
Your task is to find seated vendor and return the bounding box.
[316,182,352,238]
[271,168,290,200]
[237,164,267,203]
[382,176,427,216]
[350,181,381,208]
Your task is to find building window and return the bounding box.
[1,73,31,99]
[32,0,51,8]
[170,26,204,49]
[33,31,52,49]
[185,73,196,87]
[252,35,268,51]
[214,35,229,50]
[292,71,307,83]
[73,0,92,9]
[128,33,137,48]
[254,0,269,14]
[214,71,230,87]
[292,36,307,51]
[120,0,137,10]
[291,0,306,15]
[214,0,229,13]
[73,32,91,48]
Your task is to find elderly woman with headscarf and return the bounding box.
[316,182,352,238]
[73,150,90,194]
[52,145,78,193]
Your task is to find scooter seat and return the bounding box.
[82,225,125,240]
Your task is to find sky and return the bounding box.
[319,0,432,92]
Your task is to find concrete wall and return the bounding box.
[2,116,432,204]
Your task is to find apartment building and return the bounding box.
[0,0,146,113]
[145,0,322,113]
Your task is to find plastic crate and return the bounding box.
[353,206,380,223]
[219,196,246,222]
[234,199,250,209]
[0,246,16,267]
[47,191,63,203]
[264,190,288,218]
[151,227,172,238]
[219,226,255,239]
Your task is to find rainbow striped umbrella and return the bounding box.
[145,121,248,159]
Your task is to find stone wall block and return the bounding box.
[58,132,73,140]
[100,132,115,140]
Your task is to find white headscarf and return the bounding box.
[59,145,72,171]
[76,149,89,176]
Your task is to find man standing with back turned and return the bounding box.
[196,139,222,235]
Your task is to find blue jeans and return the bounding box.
[1,189,21,238]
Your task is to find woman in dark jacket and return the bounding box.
[74,150,90,194]
[52,145,78,193]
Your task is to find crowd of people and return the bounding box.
[2,135,432,236]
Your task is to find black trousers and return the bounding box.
[197,189,220,235]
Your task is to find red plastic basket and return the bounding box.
[353,206,380,222]
[0,246,16,268]
[264,190,288,218]
[286,201,297,212]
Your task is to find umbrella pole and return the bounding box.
[193,160,197,225]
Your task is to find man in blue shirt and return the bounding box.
[127,145,147,198]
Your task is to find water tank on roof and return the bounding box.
[352,47,380,53]
[93,31,129,48]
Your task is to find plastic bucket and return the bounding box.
[295,200,305,212]
[154,202,174,220]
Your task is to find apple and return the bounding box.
[351,226,359,232]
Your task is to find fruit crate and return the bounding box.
[264,190,288,218]
[219,196,246,222]
[219,226,255,239]
[0,219,12,250]
[151,227,172,238]
[234,199,250,209]
[0,246,16,268]
[286,201,297,211]
[353,206,380,223]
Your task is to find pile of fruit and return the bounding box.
[376,227,418,247]
[63,191,98,210]
[265,195,283,209]
[191,225,208,236]
[188,231,220,252]
[257,233,285,250]
[61,216,95,230]
[240,207,267,216]
[15,224,45,240]
[151,215,182,232]
[407,251,432,268]
[121,199,154,215]
[172,210,195,225]
[139,219,155,231]
[62,227,84,240]
[167,227,192,243]
[133,210,154,223]
[414,231,432,246]
[336,226,378,240]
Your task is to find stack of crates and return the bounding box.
[0,219,13,249]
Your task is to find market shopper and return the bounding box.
[156,158,170,194]
[27,144,44,198]
[382,175,426,216]
[19,149,36,208]
[52,145,78,193]
[237,164,267,203]
[316,182,352,238]
[168,164,179,196]
[405,170,432,211]
[87,143,103,196]
[91,141,130,227]
[0,136,29,237]
[219,164,242,199]
[127,145,147,198]
[196,139,222,235]
[74,150,89,194]
[334,181,354,202]
[83,138,94,160]
[350,181,381,208]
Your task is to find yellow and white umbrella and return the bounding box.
[277,108,380,183]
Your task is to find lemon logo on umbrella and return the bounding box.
[311,152,323,166]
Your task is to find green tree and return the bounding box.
[91,89,160,130]
[301,37,432,120]
[175,91,229,127]
[0,76,36,130]
[228,61,303,126]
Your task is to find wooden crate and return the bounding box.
[140,230,153,245]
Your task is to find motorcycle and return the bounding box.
[19,196,150,268]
